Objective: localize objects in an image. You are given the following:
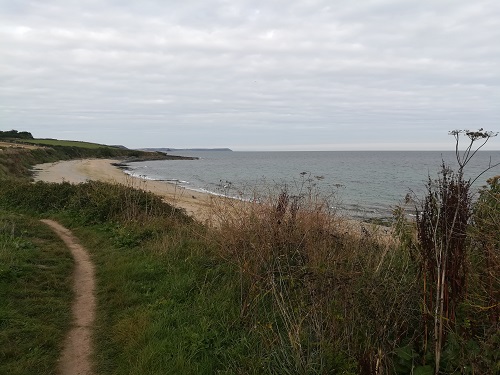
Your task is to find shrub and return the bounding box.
[0,180,191,225]
[395,129,499,374]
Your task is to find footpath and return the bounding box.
[41,220,95,375]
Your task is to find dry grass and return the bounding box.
[205,185,419,373]
[200,170,499,373]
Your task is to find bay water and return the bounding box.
[124,151,500,220]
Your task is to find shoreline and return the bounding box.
[32,158,394,238]
[32,159,213,221]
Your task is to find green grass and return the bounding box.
[0,179,266,373]
[0,211,73,375]
[55,218,264,375]
[22,138,114,149]
[0,178,268,373]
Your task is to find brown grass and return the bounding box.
[205,186,419,373]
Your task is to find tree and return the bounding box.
[0,130,34,140]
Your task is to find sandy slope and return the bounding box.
[33,159,213,221]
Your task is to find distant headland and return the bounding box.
[140,148,233,152]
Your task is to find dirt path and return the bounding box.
[41,220,96,375]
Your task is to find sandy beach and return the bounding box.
[33,159,213,221]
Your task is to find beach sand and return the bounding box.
[33,159,212,221]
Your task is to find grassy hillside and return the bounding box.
[0,130,114,149]
[21,138,116,149]
[0,140,168,181]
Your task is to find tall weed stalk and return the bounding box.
[399,129,499,374]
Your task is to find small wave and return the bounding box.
[183,186,255,202]
[166,179,190,184]
[123,170,164,181]
[407,213,421,218]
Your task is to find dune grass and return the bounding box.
[0,211,73,375]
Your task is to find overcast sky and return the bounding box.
[1,0,499,150]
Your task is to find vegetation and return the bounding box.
[0,130,498,374]
[0,129,34,140]
[0,212,73,375]
[1,128,108,147]
[0,179,263,374]
[394,129,499,374]
[75,220,255,374]
[471,175,500,328]
[21,138,112,149]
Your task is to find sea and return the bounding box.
[124,151,500,221]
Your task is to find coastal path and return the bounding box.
[41,220,96,375]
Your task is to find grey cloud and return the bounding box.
[1,0,499,149]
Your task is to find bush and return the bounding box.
[0,129,33,139]
[0,180,191,225]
